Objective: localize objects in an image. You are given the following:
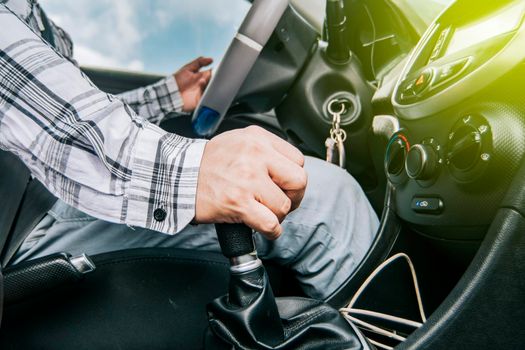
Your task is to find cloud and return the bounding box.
[39,0,250,72]
[151,0,250,27]
[127,59,145,71]
[41,0,144,64]
[74,45,144,71]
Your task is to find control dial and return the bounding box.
[405,144,439,180]
[446,115,492,183]
[385,132,410,184]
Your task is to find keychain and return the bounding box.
[325,99,347,168]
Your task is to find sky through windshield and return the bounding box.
[40,0,251,74]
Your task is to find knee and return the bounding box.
[303,156,363,200]
[301,157,378,232]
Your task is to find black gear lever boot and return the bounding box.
[205,224,370,350]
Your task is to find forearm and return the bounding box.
[0,5,206,234]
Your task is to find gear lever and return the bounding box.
[206,224,369,350]
[213,223,284,346]
[215,223,260,273]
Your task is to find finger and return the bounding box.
[250,127,304,166]
[242,200,282,240]
[265,151,308,191]
[267,154,307,210]
[186,57,213,72]
[200,69,212,84]
[270,136,304,167]
[285,188,306,211]
[197,70,212,90]
[254,177,292,222]
[199,57,213,67]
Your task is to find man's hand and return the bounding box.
[174,57,213,112]
[195,126,307,240]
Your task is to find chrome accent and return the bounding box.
[230,252,257,266]
[235,33,263,52]
[69,254,96,274]
[406,144,428,180]
[230,255,262,274]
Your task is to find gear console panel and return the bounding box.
[384,0,525,239]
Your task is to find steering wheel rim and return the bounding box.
[191,0,289,137]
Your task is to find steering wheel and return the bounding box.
[191,0,289,137]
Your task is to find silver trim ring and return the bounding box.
[328,99,347,116]
[230,258,263,274]
[235,33,263,52]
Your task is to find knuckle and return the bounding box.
[296,170,308,189]
[225,187,245,207]
[236,163,256,181]
[246,125,263,135]
[279,197,292,216]
[298,153,306,167]
[246,141,262,154]
[262,220,279,236]
[244,144,267,162]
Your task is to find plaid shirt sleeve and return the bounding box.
[8,0,183,125]
[0,6,207,235]
[117,75,185,125]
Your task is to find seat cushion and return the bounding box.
[0,248,230,350]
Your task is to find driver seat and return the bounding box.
[1,248,232,349]
[0,150,297,349]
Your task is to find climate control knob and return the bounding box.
[405,144,438,180]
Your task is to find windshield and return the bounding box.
[400,0,455,26]
[40,0,250,74]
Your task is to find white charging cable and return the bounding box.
[340,253,427,349]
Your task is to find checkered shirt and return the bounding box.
[0,1,207,234]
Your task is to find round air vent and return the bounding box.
[446,115,492,183]
[385,132,410,184]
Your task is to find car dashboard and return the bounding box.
[376,0,525,240]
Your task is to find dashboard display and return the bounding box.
[445,3,524,56]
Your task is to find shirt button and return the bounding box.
[153,208,167,222]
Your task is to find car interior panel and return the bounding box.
[1,0,525,348]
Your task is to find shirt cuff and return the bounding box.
[125,121,207,234]
[157,74,184,116]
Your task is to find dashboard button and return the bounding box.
[413,69,433,95]
[399,69,434,102]
[429,27,451,62]
[433,58,470,86]
[411,197,444,214]
[399,79,417,101]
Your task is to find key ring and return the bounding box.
[328,99,347,116]
[330,128,347,143]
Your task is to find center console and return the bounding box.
[382,0,525,239]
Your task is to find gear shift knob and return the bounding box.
[214,223,261,273]
[215,223,254,258]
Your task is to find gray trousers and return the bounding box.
[13,156,379,299]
